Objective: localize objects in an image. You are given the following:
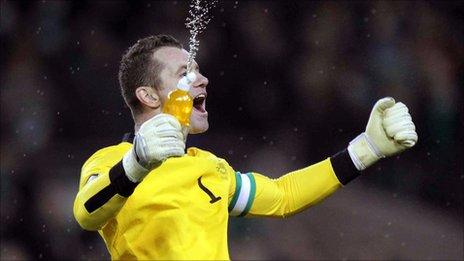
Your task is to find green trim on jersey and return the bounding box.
[239,173,256,217]
[228,172,242,212]
[229,172,256,217]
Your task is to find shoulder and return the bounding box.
[187,147,235,174]
[186,147,229,162]
[79,142,132,189]
[82,142,132,173]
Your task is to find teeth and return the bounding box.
[195,93,206,99]
[193,93,206,108]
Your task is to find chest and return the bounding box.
[126,156,231,217]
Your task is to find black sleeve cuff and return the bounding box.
[109,161,139,197]
[330,149,360,185]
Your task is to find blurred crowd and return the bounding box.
[1,1,462,260]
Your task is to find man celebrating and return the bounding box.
[73,35,417,260]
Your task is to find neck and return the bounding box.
[133,110,159,133]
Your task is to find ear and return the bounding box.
[135,86,161,109]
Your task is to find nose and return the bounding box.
[193,72,208,89]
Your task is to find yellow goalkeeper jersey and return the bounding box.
[74,138,357,260]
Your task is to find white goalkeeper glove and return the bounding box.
[348,97,418,170]
[122,113,186,182]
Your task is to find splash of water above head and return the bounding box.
[185,0,217,73]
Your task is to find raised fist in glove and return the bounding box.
[123,113,186,182]
[348,97,418,170]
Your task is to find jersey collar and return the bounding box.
[122,133,134,143]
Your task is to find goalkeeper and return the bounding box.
[73,35,418,260]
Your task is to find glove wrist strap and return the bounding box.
[348,133,384,171]
[122,149,150,183]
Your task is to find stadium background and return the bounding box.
[1,1,463,260]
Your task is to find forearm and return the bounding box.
[248,150,359,218]
[73,161,138,230]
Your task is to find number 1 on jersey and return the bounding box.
[197,176,222,204]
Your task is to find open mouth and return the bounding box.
[193,93,207,113]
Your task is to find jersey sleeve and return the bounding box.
[228,150,360,218]
[73,143,137,230]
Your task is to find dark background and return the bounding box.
[1,1,463,260]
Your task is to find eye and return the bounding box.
[181,71,187,77]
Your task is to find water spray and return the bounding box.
[163,0,217,126]
[185,0,217,73]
